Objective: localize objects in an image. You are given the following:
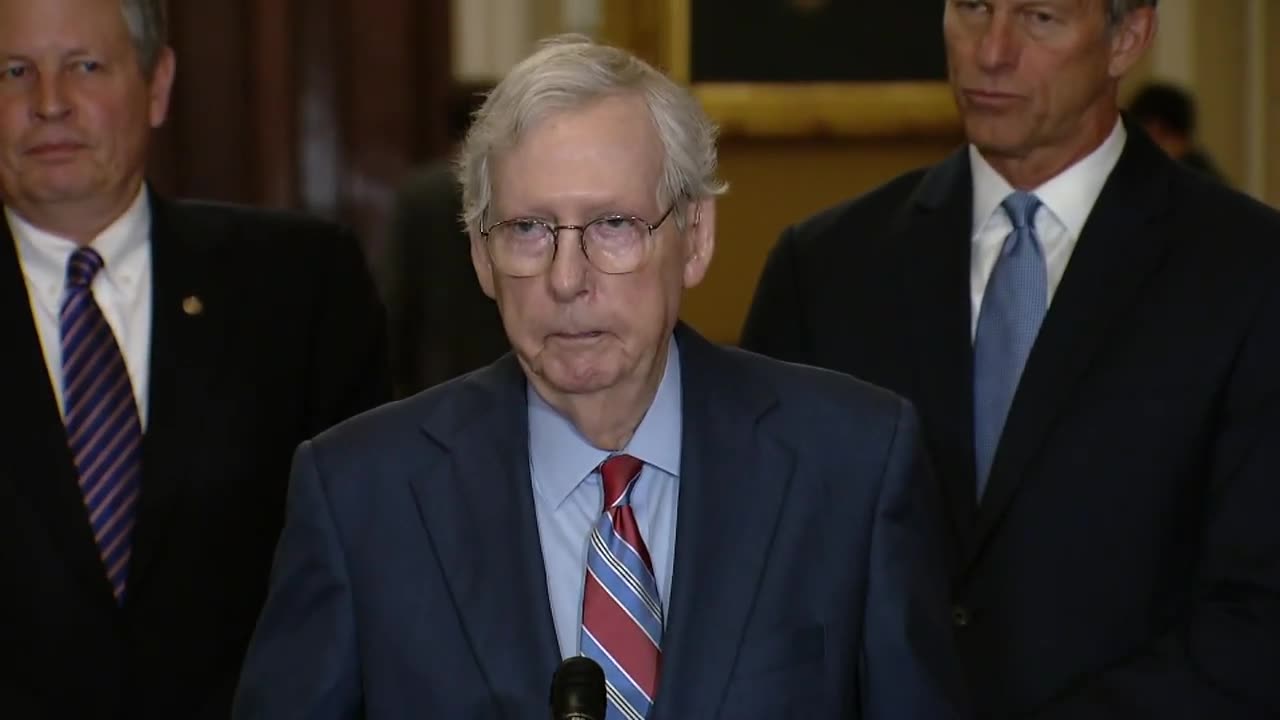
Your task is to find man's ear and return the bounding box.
[1108,7,1157,79]
[682,198,716,289]
[469,230,497,300]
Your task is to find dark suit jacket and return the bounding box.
[740,125,1280,718]
[232,325,969,719]
[0,193,391,719]
[376,162,508,397]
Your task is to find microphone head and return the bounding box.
[550,655,606,720]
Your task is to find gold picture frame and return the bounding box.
[605,0,961,139]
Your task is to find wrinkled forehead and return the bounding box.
[490,96,666,215]
[0,0,132,58]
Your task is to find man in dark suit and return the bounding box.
[742,1,1280,718]
[0,1,390,718]
[234,36,967,719]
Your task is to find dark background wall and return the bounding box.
[147,0,452,259]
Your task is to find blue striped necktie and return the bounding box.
[973,191,1047,500]
[580,454,663,719]
[60,247,143,604]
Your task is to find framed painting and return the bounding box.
[650,0,961,138]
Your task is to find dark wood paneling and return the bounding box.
[148,0,452,253]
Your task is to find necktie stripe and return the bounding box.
[604,513,656,578]
[66,358,127,426]
[604,682,647,720]
[587,533,663,631]
[79,440,137,501]
[73,390,136,471]
[64,339,117,402]
[582,628,657,712]
[85,437,142,500]
[63,315,115,367]
[87,466,134,524]
[586,562,662,647]
[591,523,662,611]
[61,305,107,357]
[93,482,138,537]
[583,571,661,663]
[102,535,131,572]
[72,415,133,486]
[60,247,141,605]
[87,458,140,520]
[106,545,132,581]
[583,564,660,695]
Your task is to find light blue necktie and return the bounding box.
[973,192,1046,500]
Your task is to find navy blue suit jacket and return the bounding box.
[233,326,967,718]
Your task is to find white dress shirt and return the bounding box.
[8,186,154,427]
[968,118,1127,338]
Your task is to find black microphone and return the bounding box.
[550,655,606,720]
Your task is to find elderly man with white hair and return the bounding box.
[233,36,967,720]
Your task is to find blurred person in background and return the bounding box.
[378,82,508,397]
[1128,80,1226,182]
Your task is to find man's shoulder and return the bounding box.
[161,198,357,251]
[1158,164,1280,270]
[785,164,939,251]
[305,363,507,470]
[717,343,909,432]
[1169,166,1280,230]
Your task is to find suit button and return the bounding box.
[952,606,971,628]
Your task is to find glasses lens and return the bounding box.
[492,220,553,276]
[584,217,648,274]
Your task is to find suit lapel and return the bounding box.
[652,326,794,719]
[0,214,116,607]
[968,130,1177,561]
[410,356,561,706]
[128,193,225,590]
[898,150,981,551]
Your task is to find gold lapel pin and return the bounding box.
[182,295,204,316]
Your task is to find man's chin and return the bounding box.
[20,178,100,206]
[540,367,618,397]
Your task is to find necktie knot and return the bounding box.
[599,453,643,509]
[67,247,105,289]
[1001,191,1042,231]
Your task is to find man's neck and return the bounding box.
[6,182,144,247]
[982,111,1118,190]
[532,356,667,451]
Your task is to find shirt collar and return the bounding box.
[529,335,683,508]
[7,183,151,304]
[969,116,1126,239]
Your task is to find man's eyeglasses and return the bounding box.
[479,204,676,277]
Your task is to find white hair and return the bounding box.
[456,34,727,232]
[121,0,168,75]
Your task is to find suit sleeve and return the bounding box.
[739,226,815,363]
[233,441,363,719]
[861,399,972,720]
[306,227,393,431]
[1033,280,1280,719]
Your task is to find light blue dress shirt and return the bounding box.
[529,337,682,658]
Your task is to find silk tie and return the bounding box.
[973,192,1047,500]
[580,454,662,719]
[60,247,143,604]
